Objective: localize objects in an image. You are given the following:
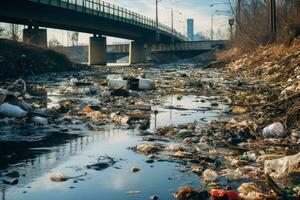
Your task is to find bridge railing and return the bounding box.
[29,0,187,41]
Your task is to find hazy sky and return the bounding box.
[8,0,227,45]
[46,0,231,45]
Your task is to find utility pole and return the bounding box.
[236,0,241,35]
[211,13,214,40]
[270,0,277,41]
[156,0,159,41]
[171,8,174,34]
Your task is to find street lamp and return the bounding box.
[211,10,231,40]
[210,2,230,40]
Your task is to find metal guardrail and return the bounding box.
[28,0,187,41]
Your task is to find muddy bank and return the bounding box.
[0,39,84,80]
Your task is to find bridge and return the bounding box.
[52,40,226,63]
[0,0,189,64]
[0,0,226,65]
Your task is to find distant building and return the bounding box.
[187,18,194,41]
[193,32,209,41]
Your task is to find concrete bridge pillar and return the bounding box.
[23,26,47,48]
[129,41,145,64]
[89,35,107,65]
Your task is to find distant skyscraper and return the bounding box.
[187,18,194,41]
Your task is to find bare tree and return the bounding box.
[49,38,62,47]
[68,31,79,46]
[9,24,21,41]
[227,0,300,53]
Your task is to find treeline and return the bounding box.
[230,0,300,52]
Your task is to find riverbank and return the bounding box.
[0,39,299,199]
[0,39,85,80]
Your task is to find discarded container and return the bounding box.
[264,152,300,178]
[0,103,27,118]
[107,74,126,80]
[31,116,48,126]
[203,169,218,182]
[138,78,155,90]
[50,173,68,182]
[262,122,285,138]
[108,79,128,89]
[210,189,240,200]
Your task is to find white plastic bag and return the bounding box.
[32,116,48,126]
[0,103,27,118]
[264,152,300,178]
[203,169,218,182]
[262,122,285,138]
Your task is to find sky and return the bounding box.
[46,0,231,45]
[1,0,231,45]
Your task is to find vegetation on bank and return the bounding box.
[0,39,83,80]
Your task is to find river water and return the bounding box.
[0,67,226,200]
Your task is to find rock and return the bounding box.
[264,152,300,178]
[50,173,68,182]
[150,195,159,200]
[262,122,285,138]
[2,178,18,185]
[5,171,20,178]
[131,167,140,173]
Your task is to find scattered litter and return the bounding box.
[174,186,209,200]
[87,155,116,171]
[264,152,300,178]
[131,167,140,173]
[203,169,218,182]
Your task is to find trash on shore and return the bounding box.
[50,172,87,182]
[264,152,300,178]
[174,186,209,200]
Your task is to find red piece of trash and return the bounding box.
[210,189,240,200]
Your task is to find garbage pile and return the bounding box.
[0,79,53,127]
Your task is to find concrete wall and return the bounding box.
[89,36,107,65]
[23,28,47,48]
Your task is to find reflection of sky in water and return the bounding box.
[150,95,227,130]
[1,87,225,199]
[4,129,201,200]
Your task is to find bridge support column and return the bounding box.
[23,26,47,48]
[89,35,107,65]
[129,41,145,64]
